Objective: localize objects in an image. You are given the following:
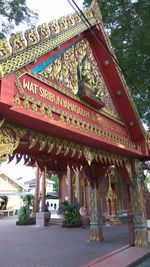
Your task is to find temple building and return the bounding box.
[0,173,26,215]
[0,0,150,246]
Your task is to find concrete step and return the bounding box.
[51,217,63,225]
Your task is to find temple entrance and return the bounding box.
[0,121,137,244]
[0,0,149,248]
[0,117,149,247]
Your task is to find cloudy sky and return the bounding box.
[14,0,84,33]
[27,0,83,23]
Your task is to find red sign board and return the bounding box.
[18,72,127,138]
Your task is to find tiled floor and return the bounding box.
[80,246,150,267]
[0,216,149,267]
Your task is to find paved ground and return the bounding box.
[80,246,150,267]
[0,216,149,267]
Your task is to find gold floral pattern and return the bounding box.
[40,38,119,118]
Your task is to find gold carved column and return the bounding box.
[130,159,149,247]
[106,166,121,225]
[75,166,81,204]
[89,178,104,241]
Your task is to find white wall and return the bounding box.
[46,199,59,211]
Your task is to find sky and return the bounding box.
[27,0,84,23]
[14,0,84,33]
[0,0,83,183]
[0,159,36,183]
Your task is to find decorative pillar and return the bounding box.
[58,172,62,200]
[83,179,87,208]
[67,164,72,203]
[75,166,81,204]
[89,179,104,241]
[59,173,68,201]
[127,184,135,246]
[41,166,47,212]
[130,159,149,248]
[34,162,40,213]
[72,173,76,203]
[106,167,120,225]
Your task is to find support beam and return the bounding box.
[75,166,81,204]
[67,164,72,203]
[41,166,47,212]
[83,179,87,208]
[127,184,135,246]
[89,179,104,241]
[106,167,121,225]
[34,162,40,213]
[130,159,149,248]
[58,173,62,200]
[59,172,68,201]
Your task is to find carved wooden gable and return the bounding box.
[32,38,119,119]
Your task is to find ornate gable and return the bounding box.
[33,38,119,119]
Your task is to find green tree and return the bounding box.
[0,0,38,38]
[47,173,59,192]
[17,194,35,225]
[22,194,34,210]
[58,200,82,226]
[51,174,59,192]
[83,0,150,125]
[144,175,150,192]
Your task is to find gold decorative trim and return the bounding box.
[39,37,119,118]
[1,120,129,166]
[15,67,123,122]
[13,87,141,154]
[0,121,27,159]
[13,68,141,154]
[13,86,141,154]
[0,9,96,76]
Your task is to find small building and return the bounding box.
[24,179,59,210]
[46,192,59,211]
[0,173,26,215]
[24,178,54,194]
